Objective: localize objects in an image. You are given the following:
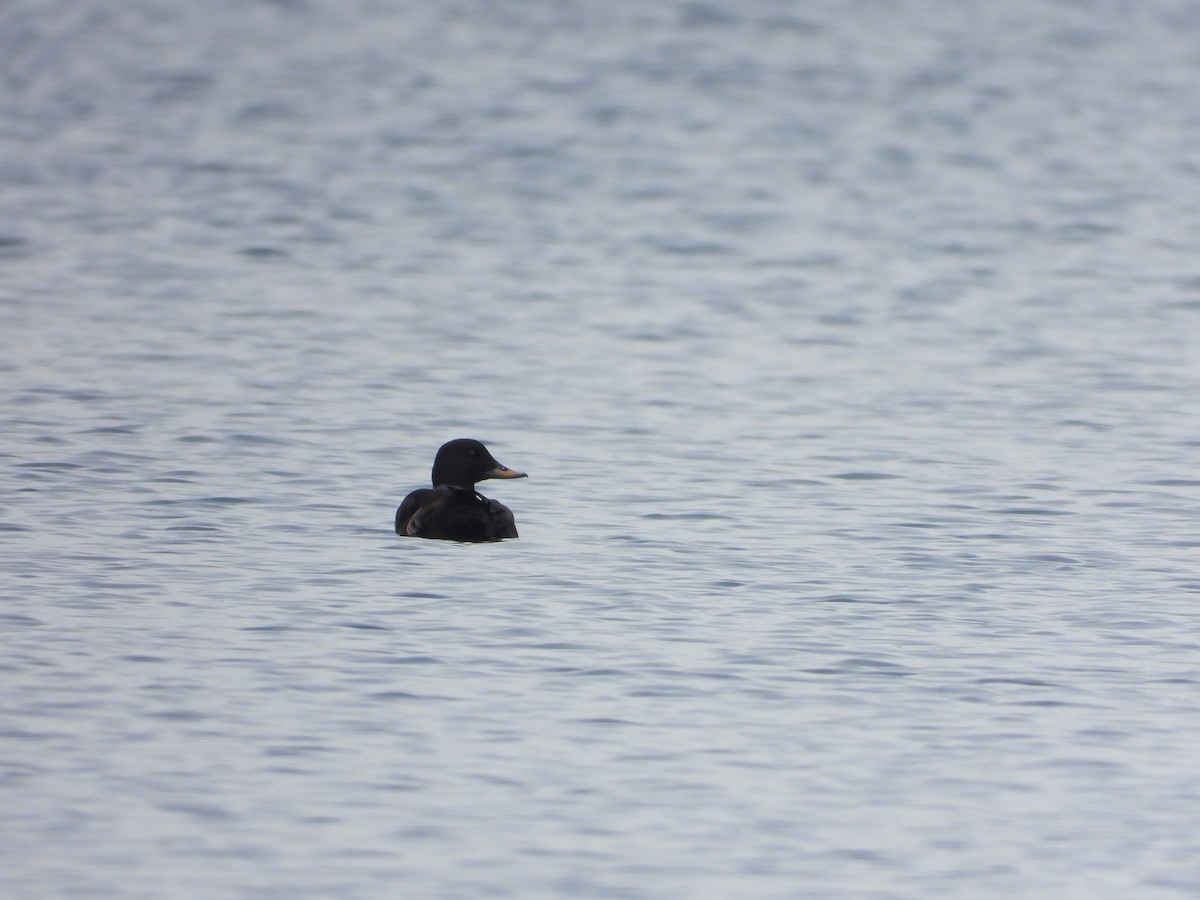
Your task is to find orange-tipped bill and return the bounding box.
[483,464,527,480]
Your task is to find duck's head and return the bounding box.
[431,438,527,488]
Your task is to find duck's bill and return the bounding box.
[484,465,527,479]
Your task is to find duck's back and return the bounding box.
[396,486,518,542]
[395,488,433,535]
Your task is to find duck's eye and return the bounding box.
[468,449,477,457]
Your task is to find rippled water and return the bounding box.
[3,0,1200,896]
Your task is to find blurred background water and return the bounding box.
[3,0,1200,896]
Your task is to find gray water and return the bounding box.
[3,0,1200,896]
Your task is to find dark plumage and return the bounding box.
[395,439,527,542]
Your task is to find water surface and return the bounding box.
[3,1,1200,896]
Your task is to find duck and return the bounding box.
[395,438,527,542]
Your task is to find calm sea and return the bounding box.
[3,0,1199,896]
